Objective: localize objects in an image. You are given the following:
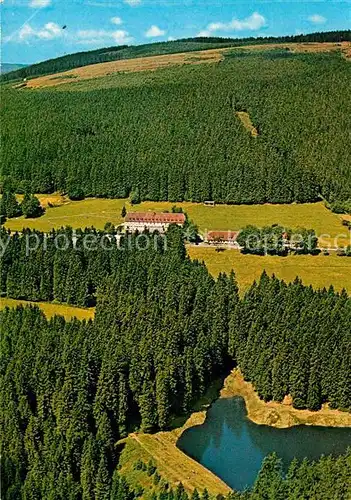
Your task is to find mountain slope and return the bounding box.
[2,48,350,205]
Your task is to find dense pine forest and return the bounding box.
[1,30,349,82]
[1,226,350,498]
[2,50,350,205]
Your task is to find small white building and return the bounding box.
[124,212,186,234]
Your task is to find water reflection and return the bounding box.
[177,397,351,491]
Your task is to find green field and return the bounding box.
[0,297,95,321]
[188,247,351,293]
[4,197,351,293]
[5,198,349,249]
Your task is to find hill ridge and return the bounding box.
[1,29,350,82]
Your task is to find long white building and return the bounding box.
[123,212,186,234]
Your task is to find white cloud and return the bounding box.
[111,16,122,25]
[112,30,131,44]
[6,20,133,46]
[76,28,132,45]
[197,12,266,37]
[19,24,35,41]
[197,30,211,38]
[145,25,166,38]
[18,22,62,41]
[29,0,52,8]
[124,0,141,6]
[308,14,327,24]
[38,22,62,39]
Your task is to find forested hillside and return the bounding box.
[2,50,350,205]
[1,226,350,498]
[2,30,349,82]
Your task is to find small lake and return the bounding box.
[177,397,351,491]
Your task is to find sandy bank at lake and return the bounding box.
[222,369,351,429]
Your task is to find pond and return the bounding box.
[177,397,351,491]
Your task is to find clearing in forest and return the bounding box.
[0,297,95,321]
[187,247,351,294]
[236,111,259,137]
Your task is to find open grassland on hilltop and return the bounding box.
[0,297,95,321]
[118,365,351,497]
[188,247,351,294]
[20,42,351,89]
[5,198,349,247]
[23,49,224,89]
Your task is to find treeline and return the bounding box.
[1,227,350,498]
[2,30,349,83]
[237,225,318,255]
[191,29,351,45]
[2,51,350,205]
[0,191,44,222]
[1,228,238,497]
[229,273,351,411]
[0,226,196,306]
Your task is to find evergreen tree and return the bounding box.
[253,453,285,500]
[95,453,111,500]
[21,193,44,218]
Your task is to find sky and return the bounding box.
[1,0,350,64]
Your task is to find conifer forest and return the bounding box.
[1,227,351,498]
[2,50,351,205]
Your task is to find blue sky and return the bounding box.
[1,0,350,64]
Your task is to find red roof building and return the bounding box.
[124,212,186,233]
[206,231,239,244]
[125,212,186,224]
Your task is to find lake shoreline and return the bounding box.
[222,369,351,429]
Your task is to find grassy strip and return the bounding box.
[0,297,95,321]
[222,369,351,428]
[236,111,259,137]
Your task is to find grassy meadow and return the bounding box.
[5,197,349,246]
[188,247,351,293]
[0,297,95,321]
[4,196,351,293]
